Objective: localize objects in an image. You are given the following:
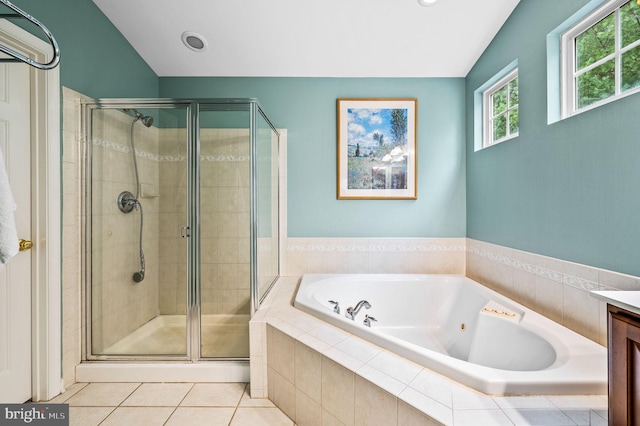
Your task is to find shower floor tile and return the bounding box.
[49,383,294,426]
[101,314,249,358]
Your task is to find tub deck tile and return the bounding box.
[408,369,453,408]
[366,350,423,385]
[355,364,406,397]
[295,331,333,354]
[306,323,351,347]
[324,347,365,372]
[334,336,382,364]
[398,387,452,425]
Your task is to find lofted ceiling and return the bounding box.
[93,0,520,78]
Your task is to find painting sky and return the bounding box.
[347,108,395,150]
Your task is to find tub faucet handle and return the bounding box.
[364,315,377,327]
[328,300,340,314]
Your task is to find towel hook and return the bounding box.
[0,0,60,70]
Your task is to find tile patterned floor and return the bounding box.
[45,382,294,426]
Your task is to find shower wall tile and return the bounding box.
[199,128,252,316]
[85,107,161,351]
[158,127,187,316]
[61,87,90,387]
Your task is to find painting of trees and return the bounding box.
[338,99,416,198]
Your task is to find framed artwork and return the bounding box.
[337,98,417,199]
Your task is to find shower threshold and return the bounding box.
[75,360,249,383]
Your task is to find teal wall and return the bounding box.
[11,0,158,98]
[23,0,639,275]
[4,1,466,239]
[466,0,640,276]
[161,78,467,237]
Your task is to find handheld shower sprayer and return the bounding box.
[133,250,145,283]
[118,107,154,283]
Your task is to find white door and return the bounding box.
[0,58,32,403]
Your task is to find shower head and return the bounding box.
[134,111,154,127]
[123,108,154,127]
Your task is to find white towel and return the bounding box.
[0,147,18,268]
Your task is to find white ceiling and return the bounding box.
[92,0,520,78]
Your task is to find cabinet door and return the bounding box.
[610,308,640,426]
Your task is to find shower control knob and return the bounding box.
[117,191,137,213]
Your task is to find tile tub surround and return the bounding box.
[466,238,638,346]
[250,277,608,426]
[283,236,639,347]
[284,238,467,276]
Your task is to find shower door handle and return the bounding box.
[180,226,190,238]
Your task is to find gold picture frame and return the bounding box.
[337,98,417,199]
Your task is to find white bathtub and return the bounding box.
[294,274,607,395]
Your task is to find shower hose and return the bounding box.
[129,117,145,283]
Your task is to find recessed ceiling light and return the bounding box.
[417,0,440,6]
[181,31,208,52]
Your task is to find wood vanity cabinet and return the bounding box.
[608,304,640,426]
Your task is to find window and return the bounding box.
[562,0,640,116]
[482,68,519,147]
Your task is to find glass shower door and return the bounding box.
[88,105,190,358]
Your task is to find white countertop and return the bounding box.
[592,290,640,316]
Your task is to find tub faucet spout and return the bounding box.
[346,300,371,320]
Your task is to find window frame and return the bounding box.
[561,0,640,117]
[482,67,519,148]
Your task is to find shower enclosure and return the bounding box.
[83,99,279,362]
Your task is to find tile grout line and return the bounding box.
[95,382,142,426]
[161,382,196,426]
[60,382,294,425]
[225,383,248,426]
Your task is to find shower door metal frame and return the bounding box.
[82,98,280,363]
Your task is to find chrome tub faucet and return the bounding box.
[346,300,371,320]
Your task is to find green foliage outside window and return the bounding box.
[489,76,518,144]
[575,1,640,109]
